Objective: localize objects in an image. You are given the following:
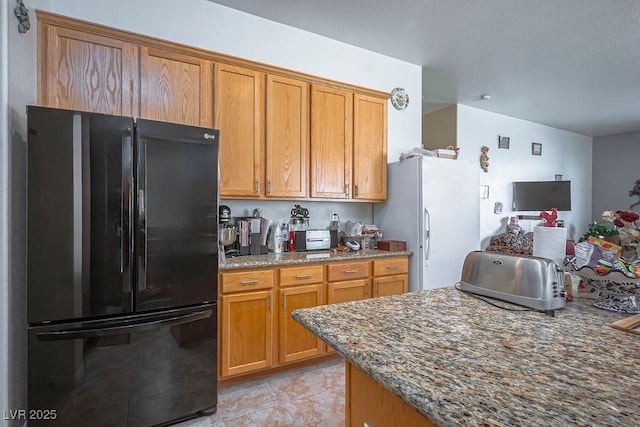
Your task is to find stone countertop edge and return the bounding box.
[219,249,412,270]
[291,287,639,427]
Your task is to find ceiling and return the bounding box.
[208,0,640,138]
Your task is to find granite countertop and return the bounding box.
[292,287,640,427]
[219,249,412,270]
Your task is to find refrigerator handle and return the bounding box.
[34,308,213,341]
[424,208,431,265]
[138,188,147,292]
[121,131,133,293]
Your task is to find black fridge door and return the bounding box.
[27,106,134,324]
[28,304,218,426]
[135,119,218,312]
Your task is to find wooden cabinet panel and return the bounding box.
[373,257,409,277]
[279,264,323,287]
[353,94,387,201]
[215,63,265,198]
[266,75,309,198]
[347,362,435,427]
[139,47,213,127]
[327,279,369,304]
[373,274,408,297]
[221,269,274,293]
[279,284,324,363]
[327,261,370,281]
[221,290,273,377]
[310,85,353,199]
[326,278,369,353]
[39,24,137,116]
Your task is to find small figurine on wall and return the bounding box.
[480,146,489,172]
[539,208,558,227]
[629,179,640,210]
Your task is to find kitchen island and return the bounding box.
[292,287,640,426]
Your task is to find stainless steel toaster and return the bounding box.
[459,251,566,315]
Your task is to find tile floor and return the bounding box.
[174,358,345,427]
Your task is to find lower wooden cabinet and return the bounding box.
[219,255,409,379]
[327,279,369,304]
[279,283,324,363]
[373,274,408,297]
[220,290,274,377]
[372,257,409,297]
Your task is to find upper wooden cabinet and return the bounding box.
[265,75,309,199]
[37,11,390,202]
[310,86,388,201]
[214,63,265,198]
[353,94,388,201]
[139,47,213,127]
[38,23,137,116]
[310,85,353,199]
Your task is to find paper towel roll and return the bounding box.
[533,226,568,267]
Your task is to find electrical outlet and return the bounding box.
[330,212,339,222]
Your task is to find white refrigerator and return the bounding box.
[374,156,480,292]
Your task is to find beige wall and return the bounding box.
[422,104,456,150]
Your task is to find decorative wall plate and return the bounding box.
[390,87,409,110]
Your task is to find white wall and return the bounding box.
[3,0,423,415]
[592,131,640,220]
[1,0,10,423]
[454,104,593,247]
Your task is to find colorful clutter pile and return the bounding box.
[573,210,640,277]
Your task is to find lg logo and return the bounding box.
[203,133,216,140]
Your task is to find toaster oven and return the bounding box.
[459,251,566,315]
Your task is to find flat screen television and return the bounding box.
[512,180,571,211]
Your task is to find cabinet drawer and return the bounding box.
[373,257,408,276]
[327,261,370,281]
[221,269,274,293]
[280,265,324,286]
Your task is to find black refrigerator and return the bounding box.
[26,106,219,426]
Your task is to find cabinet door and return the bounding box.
[140,47,213,127]
[310,85,353,199]
[38,24,137,116]
[353,94,387,201]
[279,284,324,364]
[373,274,408,298]
[221,290,273,377]
[327,279,369,304]
[326,279,369,354]
[215,64,265,198]
[266,75,309,198]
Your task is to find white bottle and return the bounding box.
[274,223,283,254]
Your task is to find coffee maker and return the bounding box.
[219,205,238,257]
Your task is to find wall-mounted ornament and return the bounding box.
[14,0,30,34]
[390,87,409,110]
[480,146,489,172]
[532,142,542,156]
[630,179,640,210]
[498,135,510,149]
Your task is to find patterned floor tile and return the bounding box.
[211,405,296,427]
[282,387,345,427]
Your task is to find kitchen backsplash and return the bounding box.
[223,200,374,231]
